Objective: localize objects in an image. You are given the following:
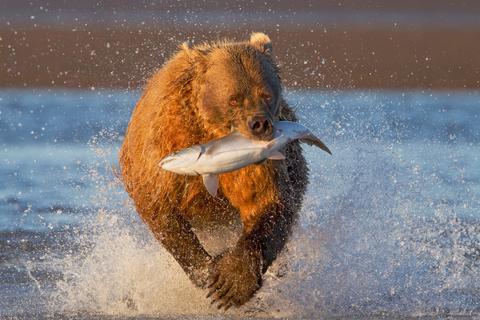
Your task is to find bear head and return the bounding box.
[183,32,282,141]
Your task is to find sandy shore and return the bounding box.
[1,1,479,89]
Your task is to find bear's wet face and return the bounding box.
[197,46,282,140]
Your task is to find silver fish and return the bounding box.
[159,121,331,196]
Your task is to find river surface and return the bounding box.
[0,89,479,319]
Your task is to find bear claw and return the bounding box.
[206,248,262,310]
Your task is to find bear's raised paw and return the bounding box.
[206,247,262,310]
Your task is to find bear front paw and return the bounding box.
[188,264,212,289]
[206,248,262,310]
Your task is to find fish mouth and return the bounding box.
[159,156,175,167]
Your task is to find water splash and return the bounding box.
[37,91,480,318]
[52,212,211,315]
[47,130,216,316]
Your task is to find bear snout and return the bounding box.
[247,114,273,139]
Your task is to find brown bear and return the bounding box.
[119,32,308,310]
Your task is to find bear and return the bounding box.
[119,32,308,310]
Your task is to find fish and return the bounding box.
[159,121,331,197]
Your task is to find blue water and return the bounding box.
[0,89,479,318]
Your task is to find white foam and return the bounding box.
[47,118,480,317]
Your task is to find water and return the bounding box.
[0,89,479,319]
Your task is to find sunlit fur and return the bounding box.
[119,33,308,307]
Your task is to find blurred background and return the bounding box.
[1,0,480,90]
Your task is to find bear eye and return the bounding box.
[229,96,238,106]
[262,94,272,104]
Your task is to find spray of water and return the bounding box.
[45,130,214,316]
[44,92,479,318]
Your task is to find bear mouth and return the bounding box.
[240,129,274,142]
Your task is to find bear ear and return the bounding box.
[250,32,273,54]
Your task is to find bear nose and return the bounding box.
[247,115,273,137]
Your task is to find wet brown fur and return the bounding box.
[119,33,308,308]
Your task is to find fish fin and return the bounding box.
[202,174,219,197]
[268,150,286,160]
[300,134,332,155]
